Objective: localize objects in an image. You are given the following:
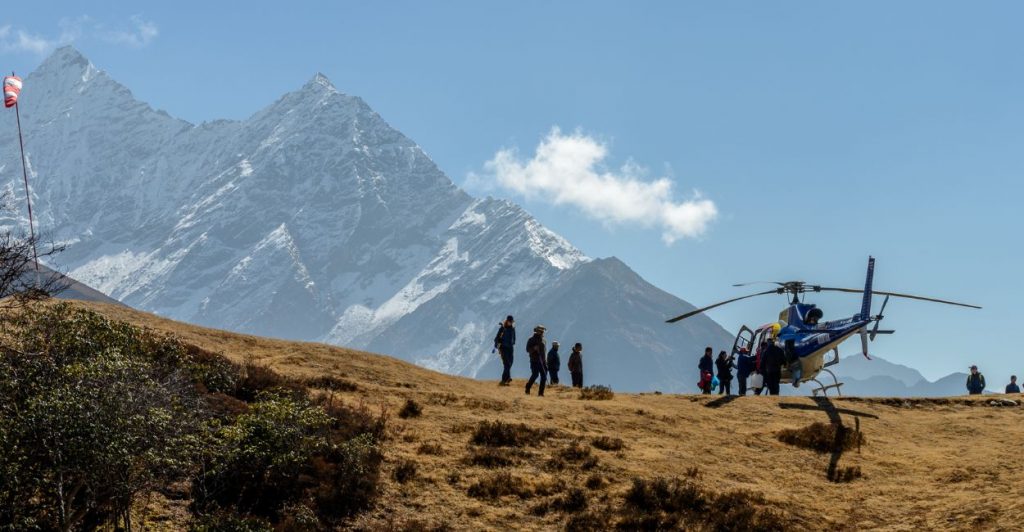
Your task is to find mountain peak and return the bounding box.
[304,72,337,93]
[39,45,92,72]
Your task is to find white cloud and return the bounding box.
[470,127,718,244]
[101,16,158,48]
[0,15,157,56]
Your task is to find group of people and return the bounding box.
[698,338,790,396]
[966,365,1021,395]
[493,315,584,397]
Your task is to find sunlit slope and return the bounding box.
[77,301,1024,531]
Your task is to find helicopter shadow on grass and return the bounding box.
[779,397,877,481]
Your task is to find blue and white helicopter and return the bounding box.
[666,257,980,396]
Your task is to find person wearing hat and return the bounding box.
[493,315,516,386]
[525,325,547,396]
[966,365,986,395]
[546,341,561,385]
[568,343,584,388]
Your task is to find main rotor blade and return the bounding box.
[731,281,787,287]
[816,287,981,309]
[666,289,779,323]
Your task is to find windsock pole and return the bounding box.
[11,71,38,270]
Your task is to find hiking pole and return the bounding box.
[12,71,38,271]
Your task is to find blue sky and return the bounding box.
[3,2,1021,385]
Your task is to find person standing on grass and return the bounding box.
[547,341,561,385]
[525,325,547,396]
[736,347,754,395]
[568,343,584,388]
[761,339,786,396]
[966,365,986,395]
[716,350,734,395]
[494,315,516,386]
[1005,375,1020,394]
[698,347,714,394]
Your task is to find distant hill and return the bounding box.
[828,354,975,396]
[43,264,125,306]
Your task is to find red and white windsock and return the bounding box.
[4,75,22,108]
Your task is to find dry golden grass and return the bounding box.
[69,301,1024,531]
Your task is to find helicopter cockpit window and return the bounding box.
[805,307,823,326]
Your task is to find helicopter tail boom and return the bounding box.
[859,256,875,321]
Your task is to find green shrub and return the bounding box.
[188,511,272,532]
[0,303,208,531]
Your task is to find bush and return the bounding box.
[466,472,533,500]
[398,398,423,419]
[393,460,418,484]
[467,448,516,468]
[470,420,555,447]
[233,358,305,402]
[621,477,787,531]
[554,488,588,513]
[565,509,615,532]
[591,436,624,451]
[417,443,444,455]
[558,440,593,462]
[302,375,358,392]
[192,393,331,518]
[189,512,272,531]
[777,422,865,454]
[584,473,606,490]
[0,304,208,531]
[579,385,614,400]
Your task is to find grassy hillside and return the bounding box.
[68,302,1024,530]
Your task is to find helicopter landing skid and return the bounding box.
[811,368,843,397]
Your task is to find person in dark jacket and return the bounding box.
[698,347,714,394]
[716,351,734,395]
[966,365,986,395]
[547,341,561,385]
[761,339,786,396]
[494,316,517,385]
[736,347,755,395]
[1006,375,1020,394]
[568,343,584,388]
[525,326,547,396]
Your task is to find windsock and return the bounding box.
[4,75,22,108]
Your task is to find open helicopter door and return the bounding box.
[730,325,755,359]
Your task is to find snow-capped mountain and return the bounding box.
[0,47,732,391]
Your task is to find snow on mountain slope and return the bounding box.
[0,47,732,391]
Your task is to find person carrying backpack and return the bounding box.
[568,343,584,388]
[525,326,547,396]
[966,365,986,395]
[493,315,516,386]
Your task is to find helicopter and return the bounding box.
[665,257,980,396]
